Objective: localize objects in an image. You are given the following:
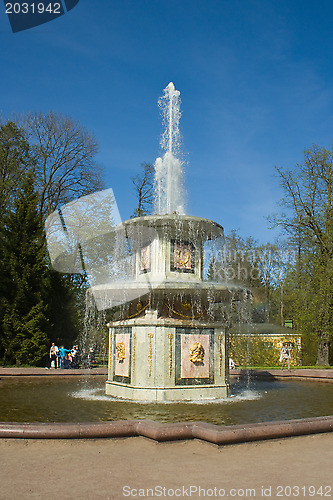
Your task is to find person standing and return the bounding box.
[59,346,71,369]
[279,343,291,371]
[71,345,79,368]
[229,357,235,370]
[49,342,59,369]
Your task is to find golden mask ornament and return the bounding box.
[189,342,204,363]
[175,248,190,267]
[116,342,126,362]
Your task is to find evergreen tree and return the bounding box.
[0,117,103,365]
[0,171,49,365]
[0,121,30,222]
[44,270,84,348]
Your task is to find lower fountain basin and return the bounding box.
[1,375,333,426]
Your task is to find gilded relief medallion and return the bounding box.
[189,342,205,363]
[116,342,126,362]
[172,241,194,272]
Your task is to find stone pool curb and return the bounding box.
[0,416,333,444]
[1,367,333,380]
[1,367,333,445]
[232,368,333,382]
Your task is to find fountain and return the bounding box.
[1,84,333,442]
[43,82,249,402]
[85,83,247,401]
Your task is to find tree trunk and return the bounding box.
[280,283,284,326]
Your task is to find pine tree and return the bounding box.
[44,269,83,349]
[0,170,49,365]
[0,118,101,364]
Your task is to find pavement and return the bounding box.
[0,433,332,499]
[0,366,108,376]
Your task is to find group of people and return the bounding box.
[49,343,291,370]
[49,343,96,369]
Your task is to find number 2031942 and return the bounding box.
[276,485,331,497]
[5,3,61,14]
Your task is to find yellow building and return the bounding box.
[229,323,302,367]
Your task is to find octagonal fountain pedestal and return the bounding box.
[91,214,247,402]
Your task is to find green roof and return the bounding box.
[230,323,299,335]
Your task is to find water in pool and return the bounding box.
[1,375,333,425]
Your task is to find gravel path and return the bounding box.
[1,433,332,499]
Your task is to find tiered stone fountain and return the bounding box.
[90,83,245,401]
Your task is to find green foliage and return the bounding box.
[271,144,333,365]
[0,116,103,366]
[0,170,50,365]
[301,332,318,365]
[4,302,49,365]
[43,270,83,349]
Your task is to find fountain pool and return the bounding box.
[1,376,332,426]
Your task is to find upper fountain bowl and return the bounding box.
[121,213,224,241]
[89,213,248,314]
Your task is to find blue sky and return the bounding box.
[1,0,333,243]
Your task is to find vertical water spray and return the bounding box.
[154,82,186,215]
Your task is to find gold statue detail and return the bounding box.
[181,302,192,310]
[173,242,192,270]
[176,248,190,267]
[189,342,204,363]
[116,342,126,362]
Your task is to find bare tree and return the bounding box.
[20,111,103,217]
[131,162,154,217]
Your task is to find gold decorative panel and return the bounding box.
[173,242,192,270]
[170,240,195,273]
[180,334,210,379]
[189,342,205,363]
[116,342,126,362]
[114,333,130,378]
